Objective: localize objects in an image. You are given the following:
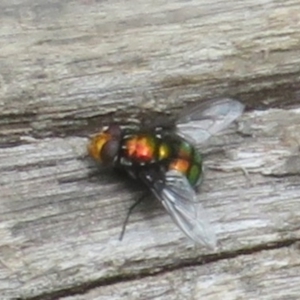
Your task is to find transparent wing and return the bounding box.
[176,98,244,144]
[146,169,217,249]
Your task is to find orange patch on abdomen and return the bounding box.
[169,158,190,174]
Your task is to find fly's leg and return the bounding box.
[119,193,147,241]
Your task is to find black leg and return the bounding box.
[119,193,147,241]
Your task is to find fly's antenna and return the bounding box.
[119,193,147,241]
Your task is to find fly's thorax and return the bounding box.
[168,139,203,187]
[121,133,171,165]
[119,131,202,187]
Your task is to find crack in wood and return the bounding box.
[15,238,299,300]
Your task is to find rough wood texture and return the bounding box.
[1,0,300,146]
[1,0,300,299]
[63,247,300,300]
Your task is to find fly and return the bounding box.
[88,98,245,249]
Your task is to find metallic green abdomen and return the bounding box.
[168,139,202,187]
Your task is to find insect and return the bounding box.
[88,98,244,249]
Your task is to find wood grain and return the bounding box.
[63,247,300,300]
[1,0,300,299]
[1,0,300,145]
[1,107,300,299]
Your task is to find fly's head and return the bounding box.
[88,124,122,165]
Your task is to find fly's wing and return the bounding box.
[141,169,217,250]
[176,98,244,144]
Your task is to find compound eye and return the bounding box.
[100,140,120,164]
[88,133,109,162]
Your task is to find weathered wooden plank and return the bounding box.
[1,107,300,299]
[1,0,300,145]
[1,0,300,299]
[62,246,300,300]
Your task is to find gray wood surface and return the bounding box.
[1,0,300,299]
[63,247,300,300]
